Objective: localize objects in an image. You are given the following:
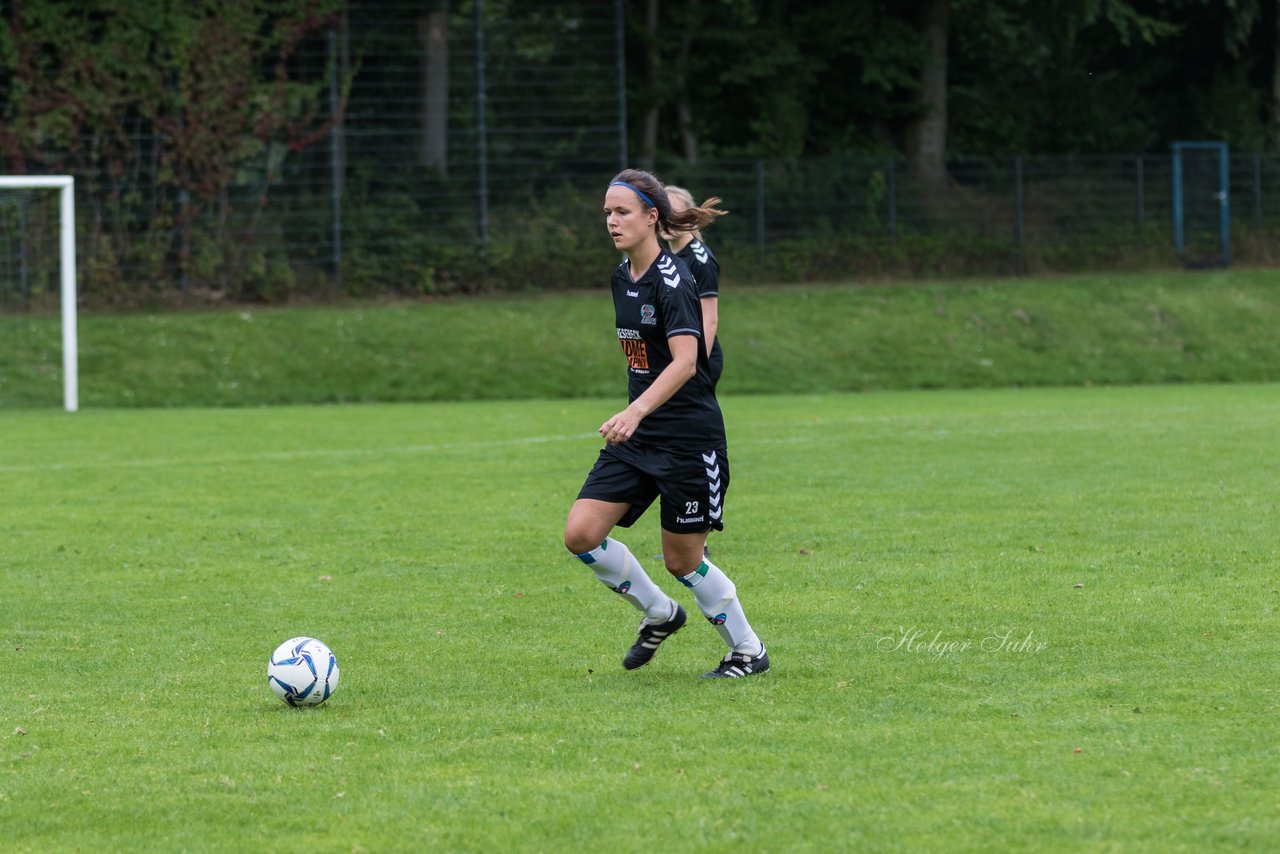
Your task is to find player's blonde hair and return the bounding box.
[665,185,696,212]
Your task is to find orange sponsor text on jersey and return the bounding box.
[620,338,649,370]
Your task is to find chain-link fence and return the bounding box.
[3,0,1279,310]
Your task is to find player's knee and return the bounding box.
[663,556,703,577]
[564,527,599,557]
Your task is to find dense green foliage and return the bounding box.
[3,1,1277,300]
[3,386,1278,849]
[4,0,1276,166]
[0,0,343,299]
[634,0,1276,158]
[2,269,1279,410]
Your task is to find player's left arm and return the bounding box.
[695,255,720,359]
[600,334,698,445]
[700,296,718,358]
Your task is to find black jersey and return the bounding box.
[676,238,720,300]
[611,250,726,451]
[675,238,724,384]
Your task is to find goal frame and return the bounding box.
[0,175,77,411]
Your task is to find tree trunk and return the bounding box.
[640,0,660,169]
[904,0,949,189]
[418,2,449,175]
[677,99,698,163]
[1272,1,1280,149]
[674,1,698,163]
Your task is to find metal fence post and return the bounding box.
[755,159,765,263]
[1014,156,1025,274]
[887,158,897,239]
[17,195,29,298]
[178,186,190,293]
[1171,145,1184,251]
[1253,153,1263,234]
[615,0,627,169]
[1219,143,1231,267]
[327,22,346,289]
[1136,155,1145,237]
[475,0,489,263]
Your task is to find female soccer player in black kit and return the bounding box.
[665,185,724,560]
[664,185,723,388]
[563,169,768,678]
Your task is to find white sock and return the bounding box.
[680,559,763,655]
[574,537,675,622]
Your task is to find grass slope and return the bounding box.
[2,385,1278,850]
[3,268,1280,409]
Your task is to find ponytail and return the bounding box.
[608,169,728,237]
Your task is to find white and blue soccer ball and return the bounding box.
[268,637,340,707]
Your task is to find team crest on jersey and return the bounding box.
[640,304,657,325]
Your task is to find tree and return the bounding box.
[0,0,343,297]
[1272,1,1280,149]
[418,0,449,174]
[903,0,949,185]
[945,0,1275,155]
[629,0,920,160]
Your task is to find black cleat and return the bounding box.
[701,646,770,678]
[623,603,687,670]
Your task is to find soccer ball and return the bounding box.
[267,637,340,707]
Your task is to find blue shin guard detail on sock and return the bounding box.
[679,562,710,588]
[684,559,759,651]
[575,540,610,565]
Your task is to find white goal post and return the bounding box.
[0,175,78,412]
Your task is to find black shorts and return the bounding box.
[576,442,729,533]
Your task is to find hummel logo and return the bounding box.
[626,289,639,297]
[693,242,709,264]
[705,448,723,520]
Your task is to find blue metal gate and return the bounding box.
[1171,141,1230,267]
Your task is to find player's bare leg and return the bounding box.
[663,527,769,678]
[566,499,684,669]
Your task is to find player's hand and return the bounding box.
[599,408,642,445]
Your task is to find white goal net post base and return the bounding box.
[0,175,78,412]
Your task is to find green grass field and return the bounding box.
[3,384,1277,851]
[4,268,1280,408]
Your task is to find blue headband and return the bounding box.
[609,181,656,209]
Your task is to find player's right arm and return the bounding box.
[600,333,698,444]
